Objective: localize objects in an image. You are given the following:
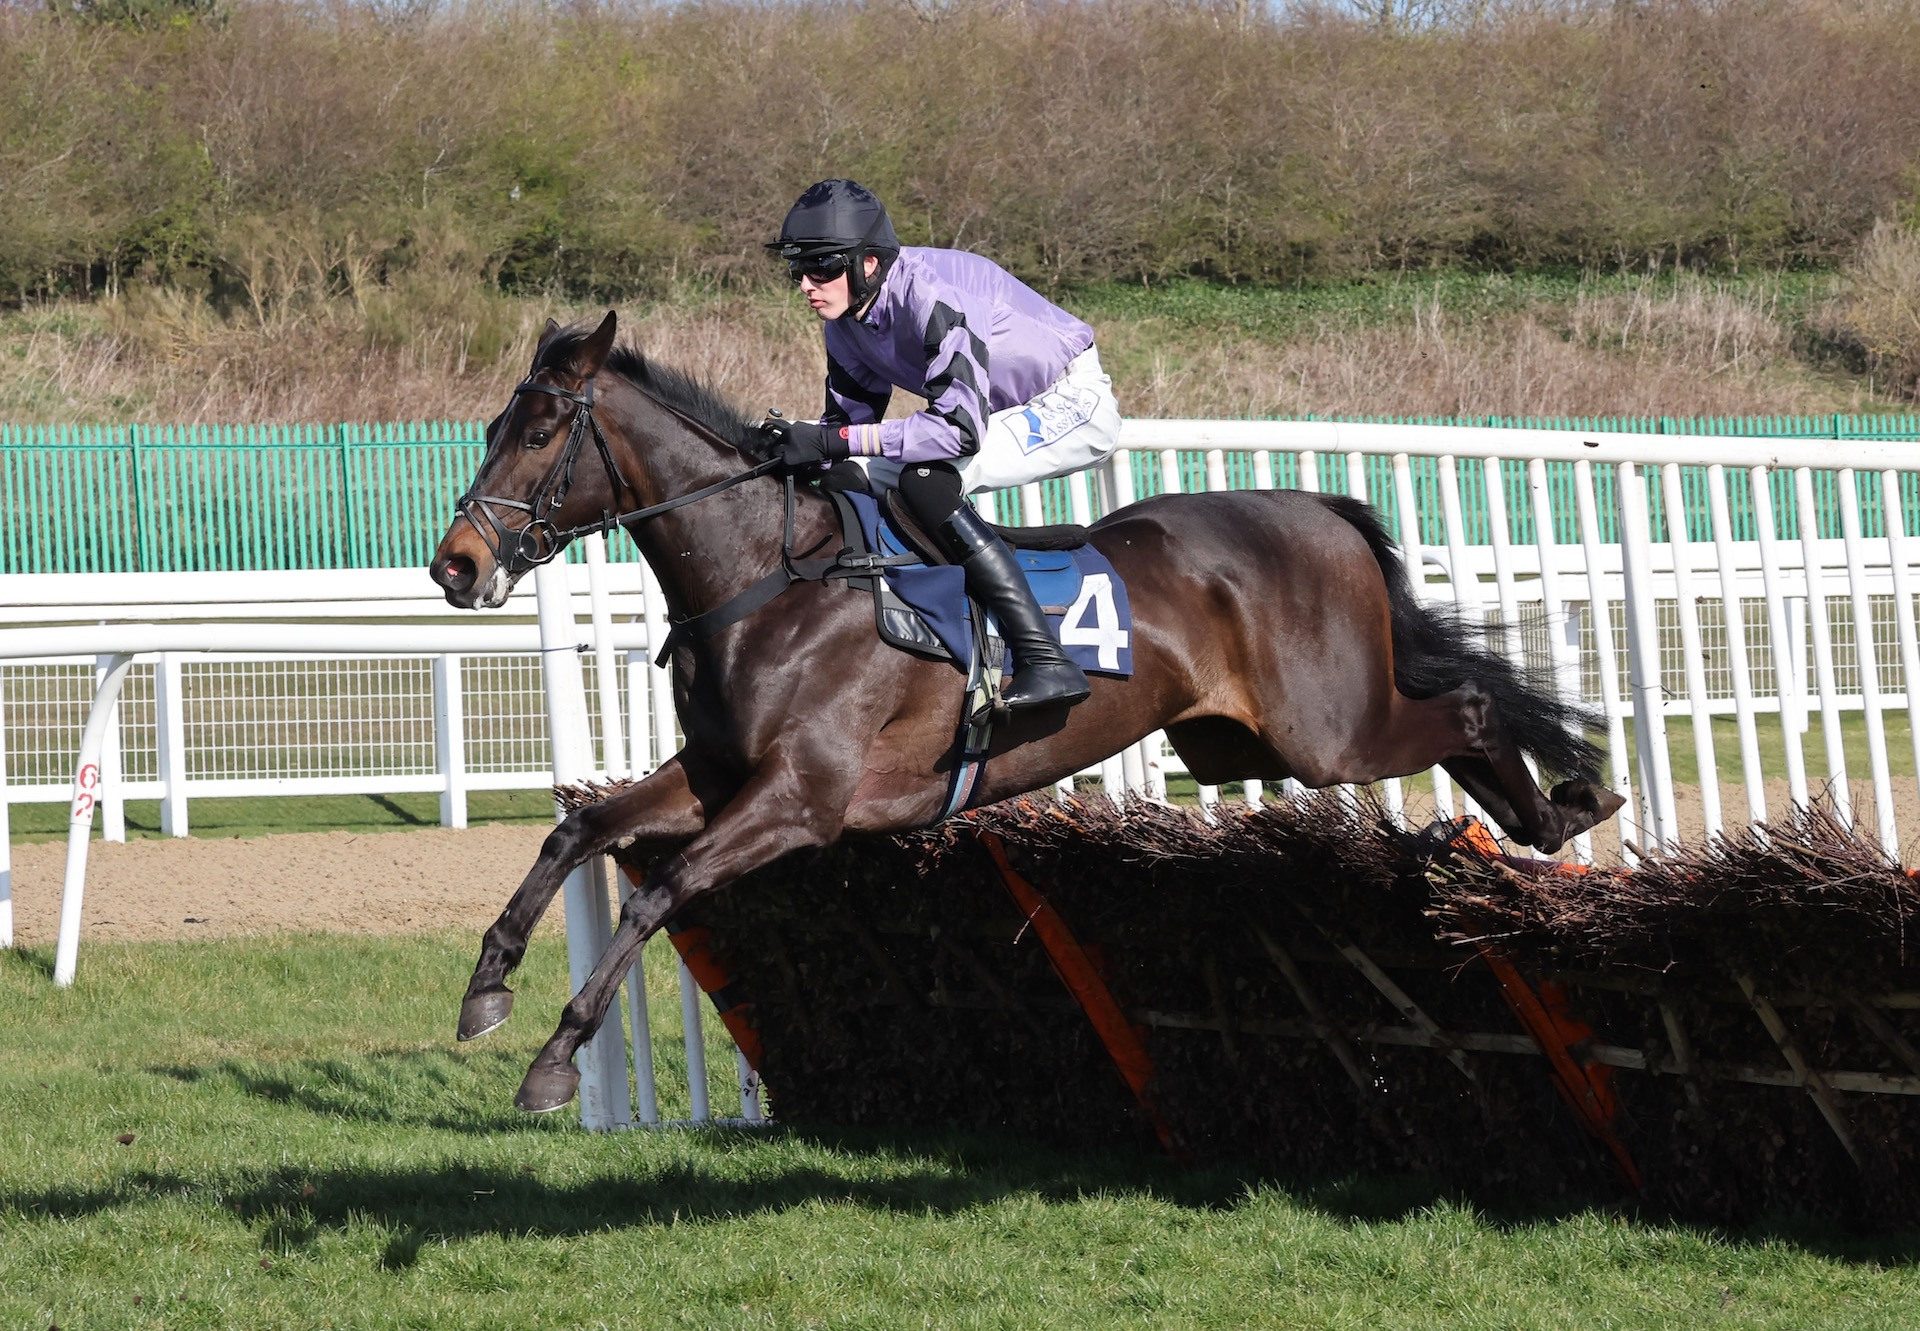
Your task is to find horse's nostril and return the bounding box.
[440,555,477,592]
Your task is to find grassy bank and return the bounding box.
[0,267,1904,426]
[2,934,1918,1329]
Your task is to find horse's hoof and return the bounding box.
[458,987,514,1042]
[515,1062,580,1114]
[1550,779,1626,822]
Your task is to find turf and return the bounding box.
[2,934,1918,1329]
[1064,269,1838,345]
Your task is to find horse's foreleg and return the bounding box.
[459,755,706,1041]
[515,763,847,1113]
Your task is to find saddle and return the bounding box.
[817,480,1134,680]
[808,468,1135,820]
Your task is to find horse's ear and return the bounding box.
[529,318,563,373]
[571,310,618,380]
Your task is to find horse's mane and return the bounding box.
[536,323,763,457]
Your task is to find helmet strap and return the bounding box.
[840,248,890,320]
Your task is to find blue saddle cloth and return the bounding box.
[837,490,1134,678]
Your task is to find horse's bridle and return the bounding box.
[453,371,911,665]
[455,376,780,575]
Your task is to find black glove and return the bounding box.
[759,417,849,470]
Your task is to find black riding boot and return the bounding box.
[936,505,1091,711]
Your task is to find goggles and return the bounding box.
[786,252,850,286]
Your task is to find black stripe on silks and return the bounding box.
[826,354,891,420]
[929,401,982,455]
[924,358,984,449]
[924,362,985,455]
[922,301,991,372]
[920,301,989,455]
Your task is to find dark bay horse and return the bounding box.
[429,311,1624,1113]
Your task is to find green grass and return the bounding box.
[3,934,1919,1329]
[1626,711,1916,789]
[6,790,559,843]
[1063,269,1839,345]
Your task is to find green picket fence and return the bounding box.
[5,414,1920,574]
[0,420,507,574]
[1121,413,1920,551]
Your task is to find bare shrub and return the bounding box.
[10,268,1883,426]
[10,0,1920,302]
[1100,284,1865,419]
[1815,220,1920,401]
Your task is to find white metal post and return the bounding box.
[1880,470,1920,824]
[1393,452,1453,820]
[629,565,679,1116]
[1107,453,1149,795]
[54,652,136,987]
[1752,466,1811,807]
[1705,465,1766,826]
[1527,459,1588,862]
[1575,459,1638,860]
[433,654,467,830]
[1787,596,1811,735]
[642,566,677,772]
[533,561,632,1131]
[1838,468,1896,855]
[0,669,10,949]
[1437,455,1484,825]
[615,866,660,1126]
[679,956,711,1122]
[1659,463,1722,839]
[1617,464,1678,849]
[1481,458,1523,664]
[93,655,126,844]
[1161,448,1212,807]
[156,652,188,836]
[1794,467,1853,826]
[625,654,650,781]
[1021,481,1046,528]
[583,535,630,782]
[1354,451,1404,822]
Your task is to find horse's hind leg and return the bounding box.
[459,756,706,1041]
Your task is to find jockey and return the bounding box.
[761,178,1123,712]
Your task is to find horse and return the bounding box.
[429,311,1624,1113]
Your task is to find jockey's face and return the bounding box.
[798,254,880,320]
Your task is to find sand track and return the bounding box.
[5,823,553,944]
[9,775,1915,948]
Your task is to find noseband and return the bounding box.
[455,377,780,575]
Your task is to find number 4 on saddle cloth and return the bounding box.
[827,488,1135,682]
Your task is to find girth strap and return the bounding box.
[653,485,919,665]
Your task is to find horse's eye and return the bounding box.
[526,430,551,449]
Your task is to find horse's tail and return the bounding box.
[1314,493,1605,780]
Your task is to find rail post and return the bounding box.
[54,652,136,987]
[156,652,188,836]
[533,562,632,1131]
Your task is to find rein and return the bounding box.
[456,377,783,574]
[456,372,915,661]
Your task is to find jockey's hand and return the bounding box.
[760,417,849,470]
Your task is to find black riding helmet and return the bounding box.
[766,179,901,313]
